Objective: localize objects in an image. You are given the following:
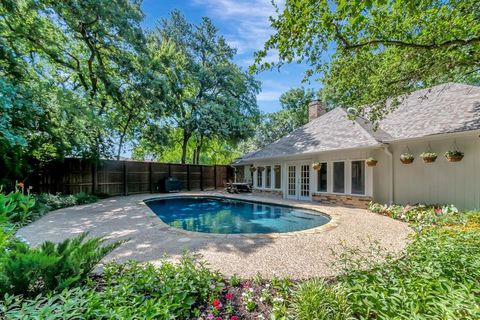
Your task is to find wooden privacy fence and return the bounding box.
[32,158,234,196]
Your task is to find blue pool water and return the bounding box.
[146,196,330,234]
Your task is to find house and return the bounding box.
[233,83,480,209]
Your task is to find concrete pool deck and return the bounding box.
[17,192,413,279]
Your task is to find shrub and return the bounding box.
[290,279,352,320]
[74,192,98,205]
[98,256,224,318]
[0,233,121,297]
[0,188,36,225]
[338,211,480,319]
[1,256,225,319]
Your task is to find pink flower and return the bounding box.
[225,293,233,300]
[207,314,214,319]
[230,316,238,320]
[212,299,222,310]
[242,281,250,289]
[216,318,222,320]
[435,208,442,215]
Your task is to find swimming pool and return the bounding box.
[145,196,330,234]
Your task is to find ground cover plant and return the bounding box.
[1,185,479,319]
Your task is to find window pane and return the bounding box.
[274,165,281,189]
[351,160,365,195]
[333,162,345,193]
[317,162,327,192]
[257,169,263,188]
[265,166,271,188]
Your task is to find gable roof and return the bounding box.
[237,83,480,163]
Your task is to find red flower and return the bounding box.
[216,317,222,320]
[230,316,238,320]
[435,208,442,215]
[225,293,233,300]
[242,281,250,288]
[212,298,222,309]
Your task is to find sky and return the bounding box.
[140,0,321,114]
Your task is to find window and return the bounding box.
[257,169,263,188]
[317,162,327,192]
[333,162,345,193]
[265,166,271,188]
[351,160,365,195]
[274,165,281,189]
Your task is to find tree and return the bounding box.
[241,87,316,151]
[138,11,260,164]
[1,0,150,159]
[253,0,480,122]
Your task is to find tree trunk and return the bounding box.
[195,135,204,164]
[181,130,191,164]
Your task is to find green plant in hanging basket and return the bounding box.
[420,152,437,163]
[445,150,464,162]
[366,157,378,167]
[249,166,257,172]
[400,152,414,164]
[312,162,322,170]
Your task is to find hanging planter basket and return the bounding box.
[312,162,322,171]
[249,166,257,173]
[366,158,378,167]
[274,166,281,173]
[445,150,464,162]
[400,153,414,164]
[257,166,265,172]
[420,152,437,163]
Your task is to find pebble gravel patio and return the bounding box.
[16,192,412,279]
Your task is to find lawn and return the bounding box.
[1,188,479,319]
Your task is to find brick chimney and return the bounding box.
[308,100,326,122]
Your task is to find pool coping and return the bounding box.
[140,192,341,239]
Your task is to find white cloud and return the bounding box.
[192,0,285,53]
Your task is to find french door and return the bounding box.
[286,164,311,200]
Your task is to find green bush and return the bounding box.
[290,279,352,320]
[73,192,98,205]
[1,256,225,319]
[32,192,98,217]
[0,233,121,297]
[338,211,480,319]
[0,188,36,225]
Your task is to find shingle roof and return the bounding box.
[237,83,480,163]
[236,108,383,163]
[378,83,480,140]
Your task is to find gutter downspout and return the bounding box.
[383,145,394,204]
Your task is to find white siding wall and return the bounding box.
[372,132,480,210]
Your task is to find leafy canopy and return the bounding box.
[254,0,480,122]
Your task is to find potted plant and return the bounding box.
[366,157,378,167]
[312,162,322,170]
[400,152,414,164]
[420,152,437,163]
[257,166,265,172]
[249,166,256,172]
[445,150,464,162]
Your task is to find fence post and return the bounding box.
[200,165,204,191]
[187,165,191,191]
[168,163,171,176]
[123,161,128,196]
[149,162,153,193]
[92,161,98,194]
[214,165,217,189]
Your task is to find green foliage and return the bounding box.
[0,188,35,225]
[32,192,98,217]
[291,279,352,320]
[240,87,317,152]
[368,202,459,226]
[0,233,121,297]
[1,256,224,319]
[134,11,260,164]
[337,211,480,319]
[254,0,480,123]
